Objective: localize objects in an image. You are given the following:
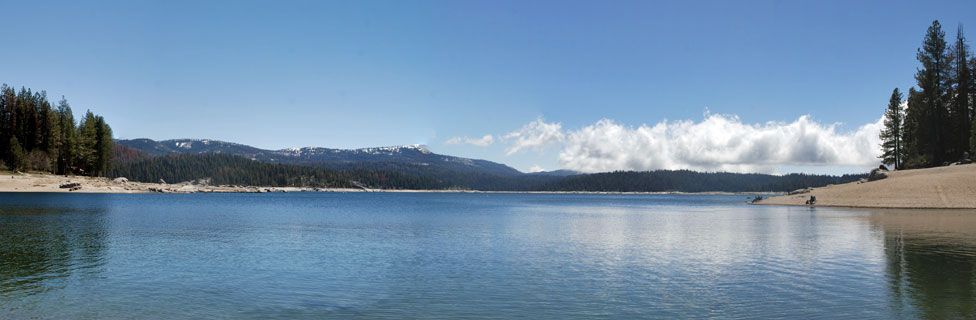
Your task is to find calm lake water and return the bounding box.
[1,192,975,319]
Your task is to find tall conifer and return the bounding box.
[949,25,973,159]
[880,88,904,168]
[914,20,950,165]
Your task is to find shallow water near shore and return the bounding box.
[1,192,975,319]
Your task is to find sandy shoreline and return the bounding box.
[0,171,777,195]
[5,165,974,208]
[756,163,976,209]
[0,172,356,194]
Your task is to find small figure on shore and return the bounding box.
[805,196,817,205]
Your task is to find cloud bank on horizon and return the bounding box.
[446,113,884,174]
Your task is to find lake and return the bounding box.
[1,192,974,319]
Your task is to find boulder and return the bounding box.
[59,182,81,189]
[159,179,167,184]
[868,168,888,182]
[113,177,128,184]
[878,164,889,171]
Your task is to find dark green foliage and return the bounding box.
[900,21,976,167]
[108,153,447,190]
[913,20,950,166]
[902,88,925,167]
[536,170,865,193]
[93,115,113,176]
[880,88,904,168]
[55,97,76,174]
[109,152,865,192]
[950,25,973,159]
[314,161,563,191]
[0,84,113,175]
[972,55,976,154]
[972,56,976,154]
[6,136,26,171]
[109,153,351,188]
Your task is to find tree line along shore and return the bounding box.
[879,20,976,169]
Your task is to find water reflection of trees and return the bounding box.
[0,204,108,298]
[877,210,976,319]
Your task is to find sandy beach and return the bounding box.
[756,163,976,209]
[0,171,358,194]
[0,171,780,195]
[6,165,975,208]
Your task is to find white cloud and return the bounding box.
[444,134,495,147]
[503,118,564,155]
[528,165,547,173]
[489,113,884,174]
[558,113,883,173]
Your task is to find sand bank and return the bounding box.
[756,163,976,209]
[0,172,349,194]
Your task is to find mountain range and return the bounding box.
[114,138,866,192]
[117,138,539,176]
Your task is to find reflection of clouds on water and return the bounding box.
[504,201,895,317]
[3,193,976,318]
[867,209,976,319]
[549,204,884,269]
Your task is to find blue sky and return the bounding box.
[2,0,975,174]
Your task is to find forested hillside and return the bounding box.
[115,138,523,177]
[108,151,868,192]
[538,170,866,193]
[107,153,447,190]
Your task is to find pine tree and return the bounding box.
[6,136,26,171]
[902,88,925,168]
[949,25,973,160]
[914,20,950,165]
[0,84,11,157]
[880,88,904,168]
[55,97,76,174]
[76,110,98,175]
[93,115,113,176]
[972,55,976,155]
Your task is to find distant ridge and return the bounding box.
[114,138,867,192]
[116,138,523,177]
